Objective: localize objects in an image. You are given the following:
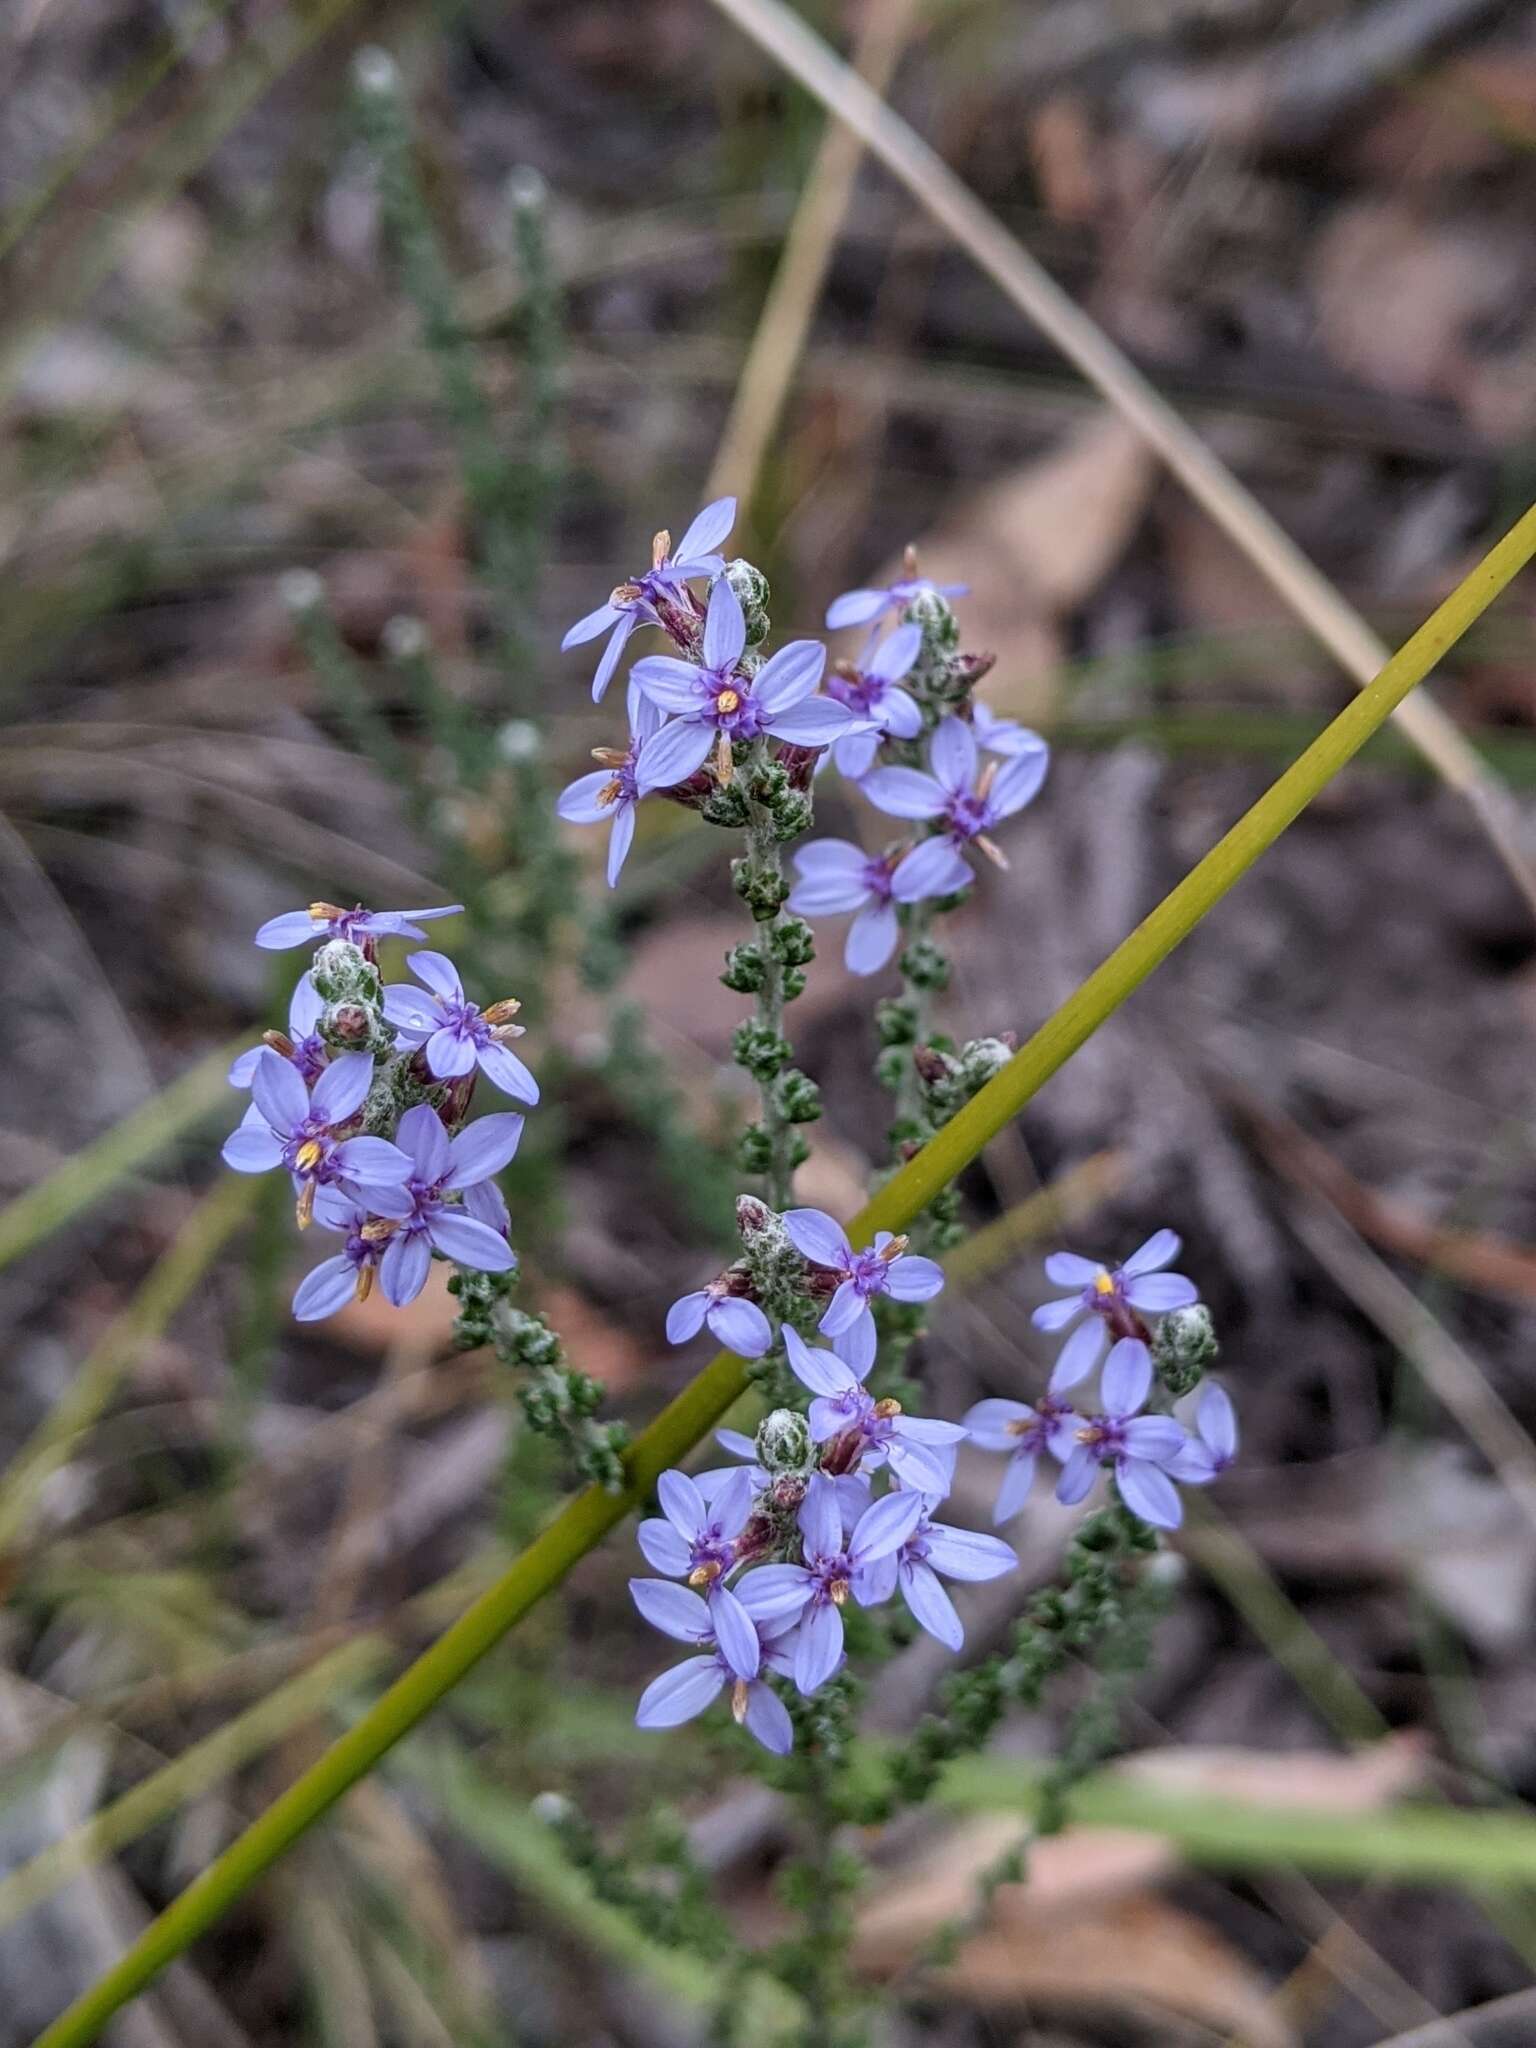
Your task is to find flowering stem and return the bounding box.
[743,743,798,1208]
[35,502,1536,2048]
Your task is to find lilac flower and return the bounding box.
[382,951,539,1104]
[631,1577,795,1753]
[630,579,858,787]
[1169,1382,1238,1485]
[367,1103,523,1307]
[751,1474,924,1694]
[1055,1338,1189,1529]
[854,1504,1017,1651]
[229,974,326,1087]
[695,1428,769,1503]
[781,1208,944,1371]
[291,1190,392,1321]
[963,1392,1080,1524]
[221,1050,409,1224]
[1033,1230,1199,1393]
[862,717,1048,865]
[826,624,923,779]
[635,1469,764,1679]
[787,837,973,976]
[971,701,1049,761]
[254,900,463,952]
[555,697,671,887]
[826,571,967,633]
[665,1279,772,1358]
[562,496,736,703]
[782,1328,963,1493]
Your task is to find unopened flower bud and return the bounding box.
[1151,1303,1219,1395]
[757,1407,814,1478]
[736,1195,773,1239]
[328,1002,371,1043]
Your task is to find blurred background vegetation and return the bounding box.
[5,1,1536,2043]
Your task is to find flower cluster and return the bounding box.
[222,900,535,1319]
[557,497,874,883]
[964,1233,1237,1529]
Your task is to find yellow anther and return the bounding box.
[878,1234,909,1262]
[597,776,623,807]
[483,999,522,1026]
[829,1578,850,1607]
[688,1560,722,1589]
[1092,1271,1116,1297]
[307,900,344,922]
[716,688,741,714]
[355,1266,375,1304]
[651,529,671,570]
[715,731,735,784]
[296,1180,317,1230]
[731,1678,750,1724]
[872,1397,903,1420]
[294,1139,324,1172]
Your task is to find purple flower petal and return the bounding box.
[851,1488,925,1566]
[331,1135,413,1186]
[830,1310,877,1375]
[991,745,1049,817]
[290,975,323,1034]
[860,766,946,821]
[781,1208,853,1270]
[1048,1317,1106,1393]
[885,1253,944,1303]
[426,1209,516,1269]
[398,1102,452,1181]
[222,1118,285,1173]
[475,1040,540,1106]
[563,601,623,651]
[1121,1229,1180,1276]
[444,1113,525,1188]
[1055,1444,1099,1506]
[634,718,715,794]
[1044,1251,1101,1287]
[963,1398,1035,1451]
[380,1230,433,1307]
[709,1585,762,1681]
[867,621,922,682]
[1116,1456,1183,1529]
[556,770,616,825]
[798,1472,843,1558]
[404,950,462,1001]
[833,730,880,780]
[382,984,436,1038]
[1032,1294,1084,1333]
[754,640,826,713]
[292,1255,361,1322]
[702,577,746,670]
[890,837,971,904]
[309,1051,374,1129]
[1121,1415,1186,1463]
[657,1469,708,1542]
[901,1560,963,1650]
[992,1452,1038,1524]
[1123,1272,1199,1313]
[923,1523,1017,1582]
[793,1599,844,1695]
[630,1577,711,1642]
[636,1657,725,1729]
[793,838,870,875]
[882,687,923,739]
[1199,1382,1237,1461]
[736,1565,813,1625]
[356,1177,416,1220]
[789,868,875,916]
[707,1296,773,1358]
[742,1680,793,1754]
[666,1291,709,1344]
[590,614,635,703]
[817,1277,865,1338]
[606,804,636,887]
[674,495,736,563]
[630,655,705,713]
[765,698,857,745]
[463,1178,510,1233]
[636,1519,692,1576]
[251,1048,310,1136]
[425,1026,477,1079]
[228,1046,262,1088]
[254,909,324,951]
[1100,1337,1152,1419]
[825,589,888,630]
[844,900,899,975]
[885,1437,953,1496]
[928,717,977,794]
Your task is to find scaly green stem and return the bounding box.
[34,502,1536,2048]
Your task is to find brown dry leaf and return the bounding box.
[894,414,1155,721]
[959,1890,1295,2046]
[1119,1732,1427,1811]
[856,1816,1292,2047]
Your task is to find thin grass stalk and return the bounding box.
[32,504,1536,2048]
[0,1034,247,1275]
[701,0,1536,918]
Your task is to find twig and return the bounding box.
[701,0,1536,920]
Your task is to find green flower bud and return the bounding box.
[756,1407,814,1477]
[1150,1303,1218,1395]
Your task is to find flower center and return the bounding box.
[293,1138,325,1173]
[688,1559,723,1588]
[1093,1271,1116,1297]
[716,686,741,715]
